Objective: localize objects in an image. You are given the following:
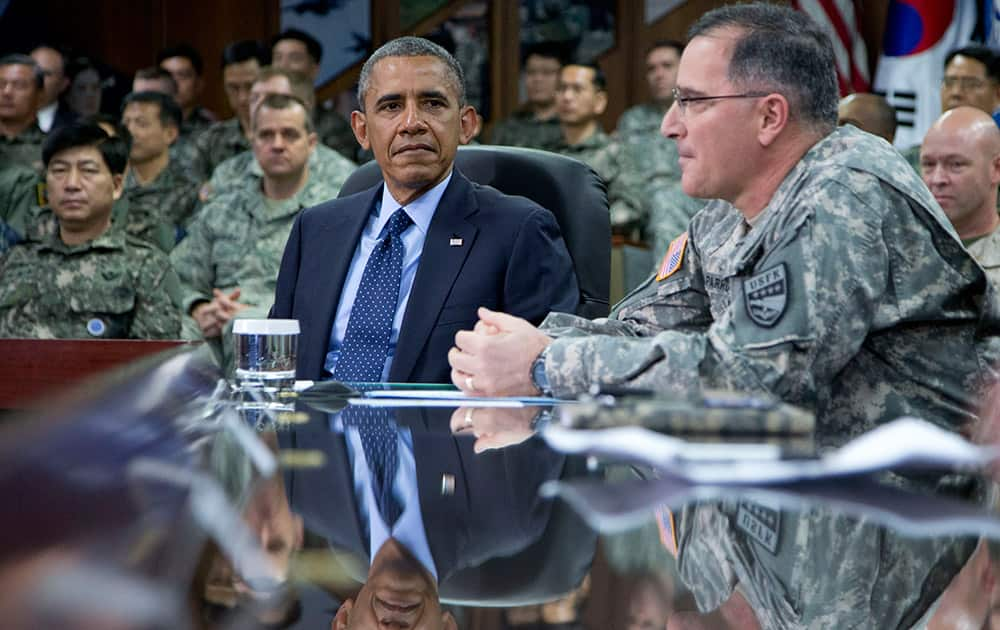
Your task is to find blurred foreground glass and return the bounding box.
[233,319,299,391]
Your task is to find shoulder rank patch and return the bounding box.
[656,232,688,281]
[743,262,788,327]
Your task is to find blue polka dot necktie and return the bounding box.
[343,405,402,526]
[334,208,413,382]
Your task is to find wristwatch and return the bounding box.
[531,346,553,397]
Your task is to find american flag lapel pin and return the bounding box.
[449,235,463,246]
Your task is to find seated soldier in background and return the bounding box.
[549,62,645,238]
[119,91,200,249]
[157,43,217,140]
[270,28,357,162]
[921,106,1000,287]
[132,66,177,97]
[0,122,180,339]
[617,40,703,258]
[0,54,46,173]
[171,94,341,346]
[180,40,268,184]
[201,67,355,205]
[837,92,896,143]
[489,42,565,150]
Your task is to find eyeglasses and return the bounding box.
[672,87,770,115]
[941,76,991,91]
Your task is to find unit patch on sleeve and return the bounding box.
[743,262,788,327]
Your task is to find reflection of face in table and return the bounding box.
[281,403,597,608]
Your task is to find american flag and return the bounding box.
[793,0,871,94]
[657,232,688,281]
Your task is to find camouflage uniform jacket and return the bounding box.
[0,225,181,339]
[179,117,250,183]
[0,163,43,254]
[170,168,342,316]
[967,224,1000,290]
[551,128,647,235]
[315,106,359,162]
[488,108,563,150]
[0,122,45,173]
[540,124,999,450]
[123,158,201,231]
[617,103,703,247]
[180,106,217,139]
[202,143,355,205]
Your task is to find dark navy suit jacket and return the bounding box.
[269,168,579,382]
[283,410,566,581]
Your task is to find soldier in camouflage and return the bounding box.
[488,42,564,150]
[271,28,359,162]
[0,54,47,173]
[450,5,997,626]
[921,106,1000,288]
[171,94,339,345]
[549,63,645,237]
[0,122,180,339]
[617,40,703,252]
[120,91,200,249]
[178,40,267,184]
[157,44,218,141]
[201,66,356,205]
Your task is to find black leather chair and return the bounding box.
[338,145,611,318]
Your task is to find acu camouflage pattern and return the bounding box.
[550,129,647,236]
[559,390,814,435]
[967,225,1000,290]
[540,124,1000,452]
[0,123,45,173]
[202,143,355,205]
[314,106,360,162]
[170,165,343,320]
[488,109,563,150]
[617,103,704,249]
[0,225,181,339]
[177,117,250,183]
[675,501,977,628]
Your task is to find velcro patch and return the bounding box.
[656,232,688,281]
[743,263,788,327]
[736,500,780,553]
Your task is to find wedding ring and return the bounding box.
[465,375,475,391]
[464,407,474,428]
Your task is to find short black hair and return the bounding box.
[122,91,183,130]
[567,62,606,92]
[134,66,178,95]
[358,36,466,110]
[30,43,69,74]
[522,41,569,67]
[221,40,268,70]
[271,28,322,64]
[945,45,1000,82]
[157,43,205,75]
[646,39,685,58]
[42,122,128,175]
[0,53,44,91]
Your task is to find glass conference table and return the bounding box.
[1,347,997,629]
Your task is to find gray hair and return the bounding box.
[356,36,465,111]
[689,2,839,133]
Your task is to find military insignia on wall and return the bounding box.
[743,263,788,327]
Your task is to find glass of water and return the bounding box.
[233,319,299,391]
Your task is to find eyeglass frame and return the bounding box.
[671,86,771,115]
[941,75,993,91]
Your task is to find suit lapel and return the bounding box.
[300,185,381,378]
[389,171,479,382]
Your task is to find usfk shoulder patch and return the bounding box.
[743,263,788,327]
[656,232,688,281]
